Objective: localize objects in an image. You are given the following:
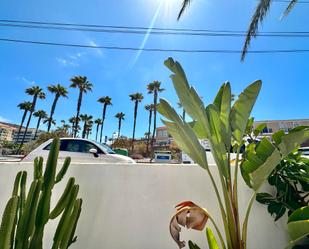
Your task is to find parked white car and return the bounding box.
[23,138,136,164]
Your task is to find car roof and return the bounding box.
[49,137,96,142]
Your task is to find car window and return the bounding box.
[62,140,103,153]
[44,140,103,153]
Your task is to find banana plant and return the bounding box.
[286,206,309,249]
[158,57,309,249]
[0,138,82,249]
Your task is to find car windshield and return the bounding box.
[93,141,116,154]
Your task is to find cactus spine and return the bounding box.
[0,138,82,249]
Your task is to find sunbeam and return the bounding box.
[130,0,164,67]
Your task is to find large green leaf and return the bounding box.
[206,227,220,249]
[158,99,208,169]
[241,127,309,191]
[230,80,262,144]
[286,207,309,248]
[213,82,231,143]
[164,57,209,138]
[205,104,229,178]
[278,128,309,156]
[241,138,281,190]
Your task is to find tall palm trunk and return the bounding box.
[74,90,83,137]
[82,122,87,139]
[146,109,153,155]
[95,123,100,141]
[150,90,158,155]
[131,100,139,152]
[18,97,37,152]
[117,119,122,138]
[47,94,59,132]
[33,117,42,139]
[100,104,107,143]
[16,110,28,143]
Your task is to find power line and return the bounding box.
[2,23,309,37]
[1,19,309,35]
[272,0,309,3]
[1,37,309,54]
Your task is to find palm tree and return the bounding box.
[97,96,112,143]
[129,93,144,151]
[177,0,297,60]
[33,110,47,139]
[241,0,297,60]
[43,117,56,129]
[94,118,103,141]
[16,101,32,142]
[68,116,79,136]
[147,81,165,154]
[70,76,93,137]
[47,84,68,132]
[80,114,93,139]
[18,86,46,152]
[144,104,154,154]
[86,120,93,139]
[115,112,125,138]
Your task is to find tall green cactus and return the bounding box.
[0,138,82,249]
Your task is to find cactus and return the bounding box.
[0,138,82,249]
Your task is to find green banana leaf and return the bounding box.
[164,57,209,138]
[158,99,208,169]
[213,82,231,146]
[241,128,309,190]
[230,81,262,144]
[205,104,229,178]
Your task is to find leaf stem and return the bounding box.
[242,192,256,249]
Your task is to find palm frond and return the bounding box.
[281,0,298,19]
[241,0,272,61]
[177,0,193,20]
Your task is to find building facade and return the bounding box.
[156,126,173,146]
[12,128,41,143]
[0,122,41,143]
[156,118,309,146]
[0,123,15,141]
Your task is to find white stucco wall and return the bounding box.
[0,162,288,249]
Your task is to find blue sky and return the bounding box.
[0,0,308,140]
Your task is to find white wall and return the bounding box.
[0,163,288,249]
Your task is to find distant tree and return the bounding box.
[16,101,32,142]
[144,104,154,154]
[147,81,165,155]
[68,116,80,136]
[43,117,56,130]
[129,93,144,151]
[85,120,93,139]
[97,96,112,143]
[80,114,93,139]
[46,84,68,132]
[18,86,46,152]
[70,76,93,137]
[94,118,103,141]
[33,110,48,139]
[115,112,125,138]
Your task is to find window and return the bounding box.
[44,140,103,153]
